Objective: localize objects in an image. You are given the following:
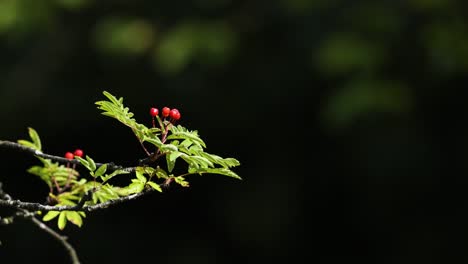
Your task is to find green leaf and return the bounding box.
[190,167,242,180]
[221,158,241,167]
[17,128,42,151]
[143,136,163,148]
[148,127,162,134]
[42,211,60,221]
[178,154,213,170]
[95,91,145,134]
[65,211,83,227]
[147,181,162,192]
[75,156,93,172]
[169,151,183,162]
[57,192,80,203]
[135,170,147,183]
[85,155,97,172]
[102,90,121,105]
[159,143,178,152]
[121,180,145,195]
[155,167,169,179]
[141,166,157,176]
[28,165,52,187]
[58,212,67,230]
[167,125,206,148]
[28,127,42,151]
[90,184,120,204]
[166,151,185,172]
[180,139,193,148]
[101,169,130,182]
[187,144,203,155]
[94,164,107,178]
[17,140,38,150]
[174,176,190,187]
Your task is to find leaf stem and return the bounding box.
[131,129,151,156]
[149,122,173,162]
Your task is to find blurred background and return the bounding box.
[1,0,468,263]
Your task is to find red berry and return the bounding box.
[74,149,84,158]
[65,152,74,160]
[162,107,171,117]
[170,108,181,120]
[149,107,159,117]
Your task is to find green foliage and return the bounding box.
[321,79,411,130]
[96,90,241,180]
[93,17,155,56]
[315,33,385,75]
[41,191,87,230]
[155,21,236,74]
[27,157,79,188]
[17,90,240,230]
[17,127,42,151]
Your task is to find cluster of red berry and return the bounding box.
[149,106,181,129]
[149,106,181,121]
[64,149,84,160]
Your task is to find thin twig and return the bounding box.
[0,140,161,212]
[0,183,80,264]
[0,140,136,172]
[0,188,155,212]
[29,216,81,264]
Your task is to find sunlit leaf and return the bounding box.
[27,127,41,151]
[75,156,92,172]
[174,176,190,187]
[58,212,67,230]
[160,144,178,152]
[168,125,206,148]
[147,181,162,192]
[190,167,242,180]
[135,170,147,183]
[166,153,176,173]
[42,211,60,222]
[143,136,163,148]
[155,167,169,179]
[94,164,107,178]
[85,155,97,172]
[65,211,83,227]
[101,169,130,182]
[121,180,145,195]
[17,140,37,150]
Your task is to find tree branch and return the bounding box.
[0,140,160,212]
[29,216,81,264]
[0,183,80,264]
[0,140,136,172]
[0,187,155,212]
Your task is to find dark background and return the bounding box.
[1,0,468,263]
